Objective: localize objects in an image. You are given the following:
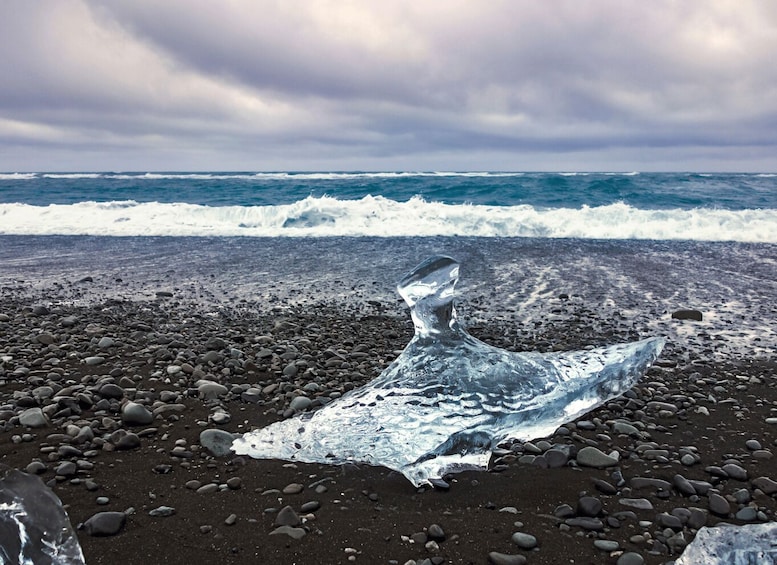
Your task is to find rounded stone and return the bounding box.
[289,396,312,412]
[199,428,237,457]
[594,539,620,551]
[616,552,645,565]
[275,505,300,527]
[82,511,126,536]
[282,483,304,495]
[428,523,445,541]
[148,506,176,517]
[115,433,140,450]
[488,553,527,565]
[511,531,538,549]
[577,496,602,517]
[576,446,618,468]
[121,402,153,425]
[197,382,228,400]
[708,493,730,516]
[18,407,48,428]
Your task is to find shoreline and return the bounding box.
[1,281,776,564]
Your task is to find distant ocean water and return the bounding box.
[1,171,776,241]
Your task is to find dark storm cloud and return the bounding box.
[1,0,777,171]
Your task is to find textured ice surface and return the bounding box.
[233,255,665,486]
[675,522,777,564]
[0,467,85,565]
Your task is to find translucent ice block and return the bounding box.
[0,467,85,565]
[233,255,665,486]
[675,523,777,564]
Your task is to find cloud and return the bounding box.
[1,0,777,171]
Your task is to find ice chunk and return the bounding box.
[233,255,665,486]
[0,466,85,565]
[675,522,777,564]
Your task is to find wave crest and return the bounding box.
[0,196,774,242]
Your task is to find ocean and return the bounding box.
[1,171,776,240]
[1,171,775,360]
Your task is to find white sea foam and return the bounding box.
[41,173,102,179]
[1,196,775,241]
[0,173,37,180]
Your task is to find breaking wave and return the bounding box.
[1,195,775,242]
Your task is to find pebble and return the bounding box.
[18,407,48,428]
[576,446,618,468]
[148,506,176,517]
[577,496,602,517]
[708,493,730,516]
[427,524,445,541]
[617,552,645,565]
[282,483,304,494]
[510,532,537,549]
[199,428,236,457]
[289,396,312,412]
[275,505,300,526]
[269,525,306,540]
[487,553,526,565]
[197,382,228,400]
[593,539,620,551]
[121,402,153,425]
[82,511,127,536]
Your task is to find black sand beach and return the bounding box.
[1,236,776,564]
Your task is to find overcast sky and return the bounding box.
[2,1,777,172]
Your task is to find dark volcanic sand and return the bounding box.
[1,273,776,565]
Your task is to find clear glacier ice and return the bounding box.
[232,255,666,486]
[0,466,85,565]
[675,522,777,564]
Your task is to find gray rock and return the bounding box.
[721,463,748,481]
[269,525,306,540]
[565,517,604,530]
[752,476,777,495]
[55,461,77,478]
[511,532,537,549]
[544,449,569,468]
[488,553,527,565]
[84,356,105,366]
[18,407,48,428]
[282,483,304,495]
[99,383,124,399]
[576,446,618,468]
[428,523,445,541]
[708,493,730,516]
[616,552,645,565]
[97,337,114,349]
[275,505,300,526]
[148,506,176,517]
[735,506,757,521]
[577,496,602,517]
[594,540,620,551]
[121,402,153,425]
[289,396,312,412]
[673,474,697,496]
[82,511,126,536]
[197,382,228,400]
[619,498,654,510]
[672,309,702,321]
[116,433,140,450]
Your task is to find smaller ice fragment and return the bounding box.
[233,255,666,486]
[675,522,777,564]
[0,466,86,565]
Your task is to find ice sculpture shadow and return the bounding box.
[233,256,666,486]
[0,466,85,565]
